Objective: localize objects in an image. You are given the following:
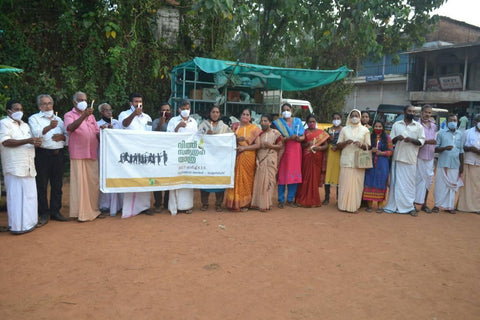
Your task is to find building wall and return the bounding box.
[345,82,409,111]
[426,17,480,44]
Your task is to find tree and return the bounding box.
[225,0,446,120]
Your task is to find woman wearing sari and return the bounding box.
[251,114,283,212]
[336,109,371,213]
[296,114,330,207]
[273,103,305,208]
[226,108,261,211]
[198,106,232,212]
[323,113,343,204]
[362,120,393,213]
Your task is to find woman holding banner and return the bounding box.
[226,108,261,211]
[198,106,231,212]
[251,114,283,212]
[295,114,329,207]
[273,103,305,208]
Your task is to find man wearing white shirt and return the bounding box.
[0,100,42,233]
[118,92,152,131]
[28,94,68,226]
[457,114,480,213]
[97,102,121,130]
[97,103,123,216]
[118,93,153,217]
[167,99,198,215]
[384,105,425,216]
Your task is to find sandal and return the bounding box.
[240,207,249,212]
[278,202,284,209]
[200,205,208,211]
[215,206,223,212]
[184,209,193,214]
[431,206,439,213]
[421,205,432,213]
[366,207,373,212]
[376,208,383,213]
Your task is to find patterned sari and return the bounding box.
[362,134,393,201]
[296,129,330,207]
[251,129,282,211]
[226,123,262,211]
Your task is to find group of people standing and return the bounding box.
[1,95,479,235]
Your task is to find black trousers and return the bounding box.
[153,190,169,209]
[35,148,65,219]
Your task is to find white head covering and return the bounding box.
[346,109,362,126]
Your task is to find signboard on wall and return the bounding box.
[438,74,463,90]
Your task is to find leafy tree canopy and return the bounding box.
[0,0,445,120]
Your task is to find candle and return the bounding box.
[243,128,246,138]
[90,100,95,109]
[264,131,267,143]
[55,111,58,117]
[296,125,299,135]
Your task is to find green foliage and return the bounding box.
[0,0,445,118]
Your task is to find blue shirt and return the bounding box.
[436,129,464,168]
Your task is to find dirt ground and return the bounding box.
[0,181,479,320]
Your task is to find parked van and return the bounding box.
[373,104,448,133]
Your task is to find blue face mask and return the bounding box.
[447,122,457,130]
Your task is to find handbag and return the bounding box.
[355,149,373,169]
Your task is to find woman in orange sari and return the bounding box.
[226,108,261,211]
[296,114,330,207]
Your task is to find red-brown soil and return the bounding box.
[1,182,479,319]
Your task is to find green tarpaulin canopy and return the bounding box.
[172,57,351,91]
[0,66,23,73]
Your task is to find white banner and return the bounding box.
[99,129,236,192]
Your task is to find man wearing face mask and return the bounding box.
[384,105,425,216]
[152,102,172,212]
[432,114,464,214]
[64,91,101,222]
[97,103,123,216]
[118,93,153,217]
[414,105,437,213]
[0,100,42,233]
[28,94,68,226]
[457,114,480,214]
[167,99,198,215]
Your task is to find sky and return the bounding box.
[432,0,480,27]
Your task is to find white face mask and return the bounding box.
[282,110,292,119]
[10,111,23,121]
[42,110,54,118]
[76,101,88,111]
[350,117,360,124]
[332,119,341,127]
[180,109,190,118]
[477,123,480,130]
